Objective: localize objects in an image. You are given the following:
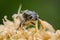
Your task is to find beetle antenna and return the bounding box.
[18,4,22,15]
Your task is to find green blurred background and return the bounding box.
[0,0,60,30]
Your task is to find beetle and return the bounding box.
[17,9,40,31]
